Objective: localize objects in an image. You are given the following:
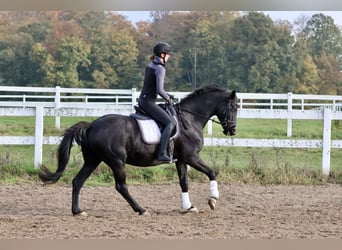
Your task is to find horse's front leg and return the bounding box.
[186,155,219,210]
[175,161,198,213]
[208,179,219,210]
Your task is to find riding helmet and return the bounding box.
[153,42,172,56]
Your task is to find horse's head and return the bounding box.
[179,84,238,136]
[216,90,238,136]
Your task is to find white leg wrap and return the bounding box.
[210,180,219,199]
[181,192,192,209]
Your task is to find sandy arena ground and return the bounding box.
[0,183,341,239]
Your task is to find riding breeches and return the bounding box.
[138,98,174,127]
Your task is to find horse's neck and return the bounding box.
[179,100,216,127]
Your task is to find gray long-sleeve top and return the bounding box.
[139,56,170,102]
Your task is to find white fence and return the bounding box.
[1,86,342,175]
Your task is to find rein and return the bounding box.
[175,103,231,129]
[177,106,222,124]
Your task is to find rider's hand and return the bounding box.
[168,94,176,104]
[167,99,175,105]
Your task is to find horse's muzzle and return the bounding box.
[223,125,236,136]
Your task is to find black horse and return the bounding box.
[38,84,238,216]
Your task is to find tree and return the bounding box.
[2,10,342,94]
[314,53,342,95]
[106,30,140,88]
[147,11,193,90]
[45,36,91,88]
[189,18,226,87]
[142,11,237,90]
[226,12,296,93]
[303,13,342,57]
[0,32,34,85]
[29,42,48,86]
[292,42,320,94]
[301,13,342,94]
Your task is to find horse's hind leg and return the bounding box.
[72,160,99,216]
[109,160,146,215]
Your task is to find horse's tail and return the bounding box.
[38,121,91,184]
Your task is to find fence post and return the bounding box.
[322,108,332,176]
[131,88,137,109]
[207,120,213,136]
[23,94,26,109]
[34,106,44,169]
[287,92,293,137]
[55,86,61,129]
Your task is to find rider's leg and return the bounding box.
[158,122,175,162]
[138,99,176,162]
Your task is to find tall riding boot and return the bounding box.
[158,123,175,162]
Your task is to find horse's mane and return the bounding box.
[181,84,227,103]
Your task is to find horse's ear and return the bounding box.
[230,90,236,99]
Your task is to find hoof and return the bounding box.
[188,206,199,213]
[74,211,88,217]
[140,210,151,216]
[208,197,217,210]
[79,211,88,217]
[181,206,199,214]
[78,212,88,217]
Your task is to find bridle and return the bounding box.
[219,100,237,128]
[176,99,237,128]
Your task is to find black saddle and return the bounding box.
[130,104,179,139]
[131,105,154,120]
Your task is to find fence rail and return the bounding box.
[2,86,342,109]
[1,86,342,175]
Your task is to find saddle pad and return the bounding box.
[136,119,161,144]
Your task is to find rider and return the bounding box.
[138,41,176,163]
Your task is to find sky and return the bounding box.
[118,11,342,26]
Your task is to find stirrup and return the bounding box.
[158,154,177,163]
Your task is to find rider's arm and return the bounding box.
[155,66,171,102]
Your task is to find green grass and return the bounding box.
[2,116,342,139]
[1,116,342,185]
[205,118,342,139]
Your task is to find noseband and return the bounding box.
[220,100,237,128]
